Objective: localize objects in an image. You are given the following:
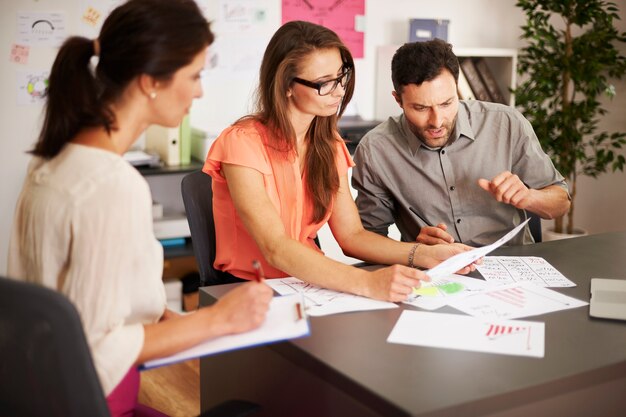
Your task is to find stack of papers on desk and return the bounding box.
[387,220,588,358]
[267,277,397,316]
[141,294,309,369]
[123,150,160,167]
[425,219,530,279]
[476,256,575,287]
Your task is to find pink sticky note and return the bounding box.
[10,44,29,65]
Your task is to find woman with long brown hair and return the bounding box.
[204,20,475,301]
[8,1,272,415]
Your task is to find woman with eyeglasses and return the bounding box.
[204,21,476,301]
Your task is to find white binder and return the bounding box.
[145,125,180,166]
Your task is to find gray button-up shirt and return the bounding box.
[352,100,568,247]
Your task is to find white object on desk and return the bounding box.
[477,256,575,287]
[388,311,545,358]
[267,277,397,316]
[122,150,160,167]
[426,219,530,279]
[142,294,309,369]
[448,281,588,320]
[403,274,496,310]
[590,278,626,320]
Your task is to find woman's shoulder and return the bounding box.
[214,118,272,154]
[225,117,268,141]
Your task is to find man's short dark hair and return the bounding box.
[391,39,459,94]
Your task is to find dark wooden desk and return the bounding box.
[199,232,626,417]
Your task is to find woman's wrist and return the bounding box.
[407,243,421,268]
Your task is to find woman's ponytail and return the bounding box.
[32,36,111,158]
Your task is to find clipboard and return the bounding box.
[141,294,309,369]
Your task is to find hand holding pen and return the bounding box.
[409,206,455,245]
[252,260,303,320]
[252,259,265,283]
[208,261,272,334]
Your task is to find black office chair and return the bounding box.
[0,276,260,417]
[181,170,247,286]
[0,276,111,417]
[526,210,542,243]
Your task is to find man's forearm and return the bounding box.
[526,185,571,219]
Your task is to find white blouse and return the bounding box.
[8,143,166,395]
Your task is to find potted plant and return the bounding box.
[514,0,626,236]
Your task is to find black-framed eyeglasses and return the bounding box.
[292,67,352,96]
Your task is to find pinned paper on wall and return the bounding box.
[16,70,49,106]
[281,0,365,58]
[78,0,124,35]
[10,44,29,65]
[206,0,273,75]
[218,0,270,33]
[17,12,67,46]
[81,6,102,27]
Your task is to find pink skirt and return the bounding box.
[106,367,169,417]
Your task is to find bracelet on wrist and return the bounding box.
[407,243,421,268]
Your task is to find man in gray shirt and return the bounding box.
[352,40,570,247]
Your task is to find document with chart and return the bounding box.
[387,311,545,358]
[426,219,530,279]
[267,277,398,316]
[448,281,588,320]
[476,256,575,287]
[403,274,497,310]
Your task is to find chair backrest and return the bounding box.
[527,210,542,243]
[0,276,110,417]
[181,170,237,286]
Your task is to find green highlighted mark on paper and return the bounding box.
[413,282,465,297]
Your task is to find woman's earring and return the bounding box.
[149,91,157,100]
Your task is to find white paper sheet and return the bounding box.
[403,274,496,310]
[477,256,575,287]
[426,219,530,279]
[267,277,398,316]
[388,311,545,358]
[448,281,588,320]
[141,294,309,369]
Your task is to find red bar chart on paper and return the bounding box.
[448,282,588,320]
[387,311,545,358]
[485,323,528,339]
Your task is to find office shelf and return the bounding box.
[136,158,204,176]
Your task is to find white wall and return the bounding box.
[1,0,625,275]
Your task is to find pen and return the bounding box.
[295,302,303,321]
[409,206,433,227]
[252,260,265,283]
